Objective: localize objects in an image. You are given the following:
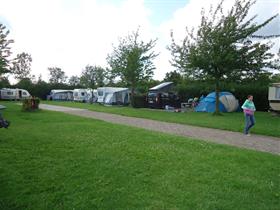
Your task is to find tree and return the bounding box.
[163,70,183,85]
[169,0,279,114]
[48,67,67,84]
[80,65,107,88]
[11,52,32,80]
[107,29,158,96]
[68,75,80,87]
[0,76,10,88]
[0,23,14,76]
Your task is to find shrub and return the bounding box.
[176,81,269,111]
[22,97,40,111]
[131,95,147,108]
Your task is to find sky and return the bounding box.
[0,0,279,83]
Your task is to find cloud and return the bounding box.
[0,0,279,83]
[158,0,280,77]
[0,0,156,82]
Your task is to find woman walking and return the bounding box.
[241,95,256,136]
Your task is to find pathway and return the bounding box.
[40,104,280,155]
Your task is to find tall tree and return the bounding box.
[164,70,183,85]
[0,23,14,76]
[68,75,80,87]
[107,29,158,96]
[80,65,107,88]
[169,0,279,114]
[11,52,32,80]
[48,67,67,84]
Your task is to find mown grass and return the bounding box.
[0,102,279,209]
[43,100,280,137]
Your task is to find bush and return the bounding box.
[176,81,270,111]
[131,95,147,108]
[22,97,40,111]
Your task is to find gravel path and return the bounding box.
[40,104,280,155]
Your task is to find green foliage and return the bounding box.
[11,52,32,80]
[0,76,10,89]
[48,67,67,84]
[0,23,14,76]
[22,98,40,111]
[107,28,158,96]
[175,81,270,111]
[137,79,160,94]
[80,65,107,88]
[68,75,81,87]
[169,0,279,113]
[163,70,183,85]
[131,94,147,108]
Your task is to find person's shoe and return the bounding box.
[246,134,251,136]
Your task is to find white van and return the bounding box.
[0,88,31,100]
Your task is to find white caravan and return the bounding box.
[0,88,31,100]
[85,89,98,103]
[97,87,130,105]
[48,90,74,101]
[73,89,87,102]
[268,83,280,112]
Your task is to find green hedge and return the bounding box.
[131,95,147,108]
[176,82,270,111]
[22,98,40,111]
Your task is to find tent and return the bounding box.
[97,87,130,105]
[195,92,239,113]
[48,90,73,101]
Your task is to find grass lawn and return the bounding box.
[0,102,279,209]
[43,100,280,137]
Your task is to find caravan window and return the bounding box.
[98,90,103,96]
[7,91,13,95]
[81,92,85,96]
[74,92,78,97]
[22,92,27,95]
[276,87,280,99]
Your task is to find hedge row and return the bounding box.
[176,82,270,111]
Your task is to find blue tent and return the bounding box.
[195,92,239,113]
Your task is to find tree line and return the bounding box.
[1,0,279,113]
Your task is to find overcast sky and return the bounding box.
[0,0,279,83]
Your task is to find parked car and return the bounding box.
[147,82,180,109]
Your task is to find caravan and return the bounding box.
[85,89,98,103]
[0,88,31,100]
[97,87,130,105]
[48,90,73,101]
[73,89,98,103]
[268,83,280,112]
[73,89,87,102]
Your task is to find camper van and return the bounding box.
[147,82,180,109]
[97,87,130,105]
[268,83,280,112]
[0,88,31,100]
[73,89,87,102]
[48,90,73,101]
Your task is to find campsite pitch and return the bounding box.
[40,104,280,155]
[0,102,279,209]
[43,101,280,138]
